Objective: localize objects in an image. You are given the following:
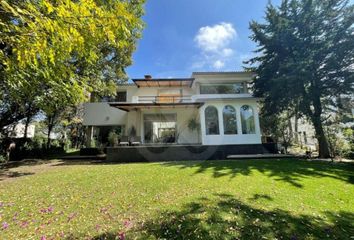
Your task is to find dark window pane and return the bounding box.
[200,83,245,94]
[241,105,255,134]
[223,105,237,135]
[205,106,219,135]
[116,91,127,102]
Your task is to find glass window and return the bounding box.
[241,105,256,134]
[200,83,246,94]
[116,91,127,102]
[205,106,220,135]
[143,114,177,143]
[223,105,237,135]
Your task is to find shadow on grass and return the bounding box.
[91,193,354,240]
[161,159,354,188]
[0,169,34,181]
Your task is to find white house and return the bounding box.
[83,71,263,148]
[4,123,36,139]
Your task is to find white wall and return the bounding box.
[7,124,35,138]
[199,99,261,145]
[83,102,127,126]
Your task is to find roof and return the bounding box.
[132,78,194,88]
[116,82,135,86]
[109,102,203,112]
[192,71,254,75]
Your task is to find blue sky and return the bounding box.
[126,0,283,79]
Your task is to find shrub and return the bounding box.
[108,131,118,146]
[0,154,6,164]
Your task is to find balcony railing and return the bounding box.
[138,95,193,103]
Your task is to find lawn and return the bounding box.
[0,159,353,239]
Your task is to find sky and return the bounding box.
[126,0,283,79]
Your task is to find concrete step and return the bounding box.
[227,154,294,159]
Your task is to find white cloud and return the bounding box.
[194,22,237,53]
[193,22,237,70]
[222,48,234,57]
[213,60,225,69]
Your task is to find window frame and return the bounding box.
[204,106,220,135]
[240,105,256,134]
[223,105,238,135]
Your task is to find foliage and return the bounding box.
[0,154,6,163]
[107,131,118,146]
[0,0,145,144]
[260,112,293,152]
[187,117,200,132]
[0,160,353,239]
[342,128,354,159]
[247,0,354,158]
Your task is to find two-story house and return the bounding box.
[83,72,275,161]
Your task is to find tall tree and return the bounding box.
[247,0,354,158]
[0,0,145,131]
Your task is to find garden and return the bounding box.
[0,159,353,239]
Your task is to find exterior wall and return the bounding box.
[83,72,262,147]
[83,102,127,126]
[106,143,277,162]
[199,99,262,145]
[7,124,35,138]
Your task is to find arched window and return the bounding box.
[241,105,255,134]
[223,105,237,135]
[205,106,219,135]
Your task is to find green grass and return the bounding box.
[0,159,353,239]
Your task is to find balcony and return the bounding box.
[110,95,203,112]
[137,95,193,103]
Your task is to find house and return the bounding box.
[83,71,276,161]
[3,123,36,139]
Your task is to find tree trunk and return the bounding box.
[309,88,331,158]
[294,110,299,144]
[311,114,330,158]
[46,115,54,149]
[47,124,52,149]
[24,115,31,139]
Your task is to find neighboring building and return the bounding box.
[5,123,36,138]
[288,95,353,152]
[83,72,263,147]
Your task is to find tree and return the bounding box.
[247,0,354,158]
[0,0,145,130]
[260,112,294,153]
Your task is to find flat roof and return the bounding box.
[109,102,203,112]
[132,78,194,88]
[192,71,254,75]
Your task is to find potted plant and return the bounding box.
[188,117,201,144]
[108,130,119,146]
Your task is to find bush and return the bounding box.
[108,131,119,146]
[0,154,6,164]
[1,137,65,161]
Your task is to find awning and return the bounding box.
[132,78,194,88]
[109,102,204,112]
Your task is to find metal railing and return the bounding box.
[138,95,193,103]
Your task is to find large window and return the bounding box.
[143,114,177,143]
[241,105,256,134]
[223,105,237,135]
[200,83,246,94]
[205,106,220,135]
